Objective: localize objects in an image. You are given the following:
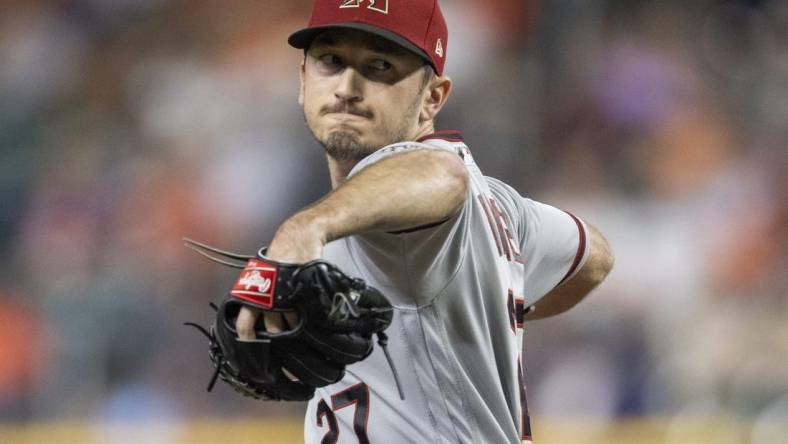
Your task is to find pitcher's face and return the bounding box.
[299,29,430,161]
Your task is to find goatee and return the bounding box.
[323,131,376,162]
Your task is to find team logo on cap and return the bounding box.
[340,0,389,14]
[435,39,444,58]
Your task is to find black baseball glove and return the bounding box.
[184,239,403,402]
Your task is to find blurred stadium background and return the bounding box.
[0,0,786,443]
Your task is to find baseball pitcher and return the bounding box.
[186,1,614,443]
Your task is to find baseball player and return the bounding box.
[234,1,614,442]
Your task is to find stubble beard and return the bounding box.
[322,131,373,162]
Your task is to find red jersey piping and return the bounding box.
[417,130,464,143]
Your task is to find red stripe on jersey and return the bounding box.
[417,130,464,143]
[557,212,587,286]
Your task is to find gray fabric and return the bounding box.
[304,138,586,444]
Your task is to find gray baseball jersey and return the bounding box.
[304,131,589,444]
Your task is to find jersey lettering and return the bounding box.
[479,194,504,256]
[316,399,339,444]
[506,291,526,331]
[479,194,524,264]
[490,198,525,264]
[515,298,525,329]
[509,289,530,441]
[317,383,371,444]
[507,290,516,333]
[340,0,389,14]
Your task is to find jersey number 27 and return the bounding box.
[316,383,370,444]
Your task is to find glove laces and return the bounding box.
[376,331,406,401]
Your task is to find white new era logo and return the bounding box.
[435,39,444,58]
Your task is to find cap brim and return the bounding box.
[288,23,434,70]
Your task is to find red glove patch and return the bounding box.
[230,259,278,309]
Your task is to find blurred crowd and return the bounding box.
[0,0,786,440]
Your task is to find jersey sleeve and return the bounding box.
[486,178,589,308]
[346,141,458,176]
[519,199,588,307]
[344,142,471,307]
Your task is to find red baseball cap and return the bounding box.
[288,0,448,75]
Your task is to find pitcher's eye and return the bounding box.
[318,54,342,67]
[369,59,392,71]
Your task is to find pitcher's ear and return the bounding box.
[298,58,306,106]
[420,75,452,123]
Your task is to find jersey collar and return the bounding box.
[416,130,464,143]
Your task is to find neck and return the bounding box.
[326,124,436,188]
[327,156,356,189]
